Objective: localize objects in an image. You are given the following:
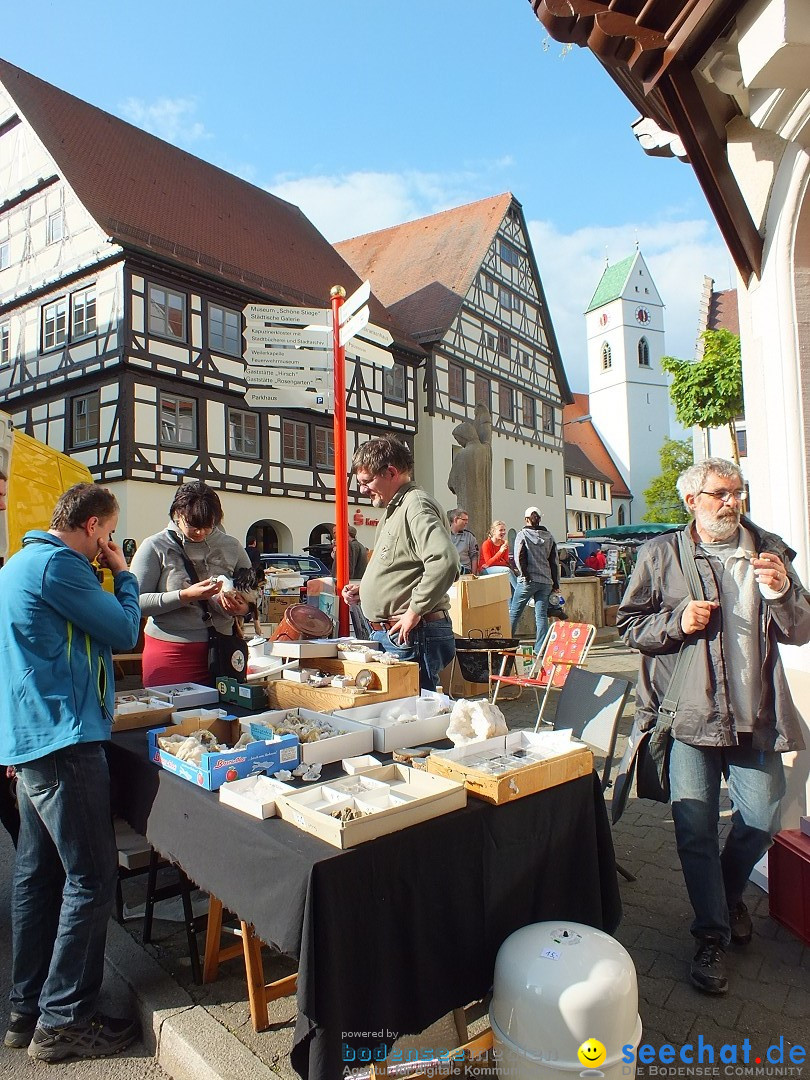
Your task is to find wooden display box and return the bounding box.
[427,731,593,804]
[264,658,419,712]
[768,829,810,945]
[113,692,175,732]
[275,763,466,848]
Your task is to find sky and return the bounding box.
[2,0,735,392]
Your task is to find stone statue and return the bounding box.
[448,403,493,549]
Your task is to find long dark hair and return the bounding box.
[169,482,224,529]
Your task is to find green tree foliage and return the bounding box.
[661,328,744,462]
[642,439,693,523]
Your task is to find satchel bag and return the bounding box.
[169,533,249,682]
[611,531,703,824]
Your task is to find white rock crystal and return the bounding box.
[446,699,508,746]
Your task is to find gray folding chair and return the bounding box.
[552,667,635,882]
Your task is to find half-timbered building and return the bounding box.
[337,194,573,546]
[0,59,422,554]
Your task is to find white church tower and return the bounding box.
[585,250,670,522]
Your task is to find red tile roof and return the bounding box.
[563,393,633,500]
[708,289,739,336]
[0,59,420,355]
[335,193,515,342]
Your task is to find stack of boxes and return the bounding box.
[261,570,305,633]
[442,574,512,697]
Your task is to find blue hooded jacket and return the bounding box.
[0,530,141,765]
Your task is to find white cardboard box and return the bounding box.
[148,683,221,708]
[243,707,374,764]
[270,640,338,660]
[219,775,295,819]
[336,692,452,752]
[342,754,383,774]
[275,763,466,848]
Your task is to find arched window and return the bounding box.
[638,337,650,367]
[601,342,612,370]
[618,505,626,525]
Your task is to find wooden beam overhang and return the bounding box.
[530,0,762,282]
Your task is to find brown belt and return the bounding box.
[368,610,449,631]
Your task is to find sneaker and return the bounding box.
[27,1012,138,1062]
[729,901,753,946]
[690,937,728,995]
[4,1011,38,1049]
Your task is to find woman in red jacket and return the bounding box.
[479,520,516,590]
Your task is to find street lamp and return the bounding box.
[563,414,592,427]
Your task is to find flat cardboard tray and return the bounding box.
[269,640,338,660]
[243,707,374,765]
[335,693,452,752]
[148,716,299,790]
[148,682,221,708]
[113,692,175,732]
[219,775,295,819]
[275,763,466,848]
[427,730,593,804]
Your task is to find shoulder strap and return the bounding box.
[658,530,704,729]
[168,531,211,624]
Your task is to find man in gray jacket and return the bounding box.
[618,458,810,996]
[342,437,459,690]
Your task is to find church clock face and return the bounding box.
[635,306,651,324]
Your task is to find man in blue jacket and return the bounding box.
[0,483,141,1061]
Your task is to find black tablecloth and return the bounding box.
[107,732,621,1080]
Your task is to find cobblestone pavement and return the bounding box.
[113,633,809,1076]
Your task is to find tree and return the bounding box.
[661,328,744,463]
[642,439,693,523]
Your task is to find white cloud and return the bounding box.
[527,217,733,393]
[118,96,210,146]
[266,169,499,243]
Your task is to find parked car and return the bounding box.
[259,553,330,581]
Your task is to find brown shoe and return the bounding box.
[729,901,753,946]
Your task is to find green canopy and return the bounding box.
[584,523,682,540]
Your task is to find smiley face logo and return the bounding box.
[577,1039,606,1069]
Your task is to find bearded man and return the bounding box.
[617,458,810,996]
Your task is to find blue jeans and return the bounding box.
[669,737,785,944]
[370,616,456,692]
[509,580,552,653]
[11,743,118,1027]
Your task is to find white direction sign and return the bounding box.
[243,346,329,369]
[246,367,329,389]
[246,387,332,412]
[344,335,394,369]
[339,305,370,348]
[243,303,330,326]
[243,325,329,349]
[339,280,371,325]
[357,321,394,348]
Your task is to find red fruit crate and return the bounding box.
[768,829,810,945]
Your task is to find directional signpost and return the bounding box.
[242,281,395,633]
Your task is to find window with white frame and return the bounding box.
[0,241,9,270]
[282,419,309,465]
[228,408,259,457]
[46,210,63,245]
[149,284,186,340]
[71,287,96,340]
[0,323,9,368]
[576,512,584,532]
[638,337,650,367]
[600,483,607,500]
[314,426,334,470]
[564,475,572,495]
[541,402,555,434]
[504,458,514,490]
[590,481,597,498]
[72,391,100,447]
[159,393,197,447]
[481,274,495,296]
[527,463,536,494]
[581,478,588,496]
[209,304,241,356]
[384,363,406,403]
[42,299,67,350]
[601,342,612,370]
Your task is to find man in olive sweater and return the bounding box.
[342,437,459,690]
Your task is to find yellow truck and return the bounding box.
[0,410,94,565]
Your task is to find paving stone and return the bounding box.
[667,981,743,1030]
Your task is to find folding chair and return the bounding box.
[552,667,635,881]
[490,621,596,728]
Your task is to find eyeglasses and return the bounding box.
[698,489,748,504]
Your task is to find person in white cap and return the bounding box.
[510,507,559,653]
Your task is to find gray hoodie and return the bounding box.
[130,524,252,642]
[514,526,559,589]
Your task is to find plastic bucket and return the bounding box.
[269,603,333,642]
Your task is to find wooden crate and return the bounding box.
[312,658,419,697]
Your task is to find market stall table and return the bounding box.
[106,730,621,1080]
